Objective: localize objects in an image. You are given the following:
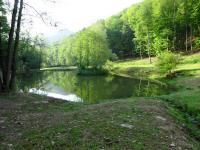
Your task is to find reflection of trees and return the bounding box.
[145,81,150,96]
[17,71,171,102]
[133,79,170,97]
[47,73,127,103]
[135,79,142,96]
[16,71,48,92]
[44,72,171,102]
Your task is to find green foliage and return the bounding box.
[152,36,168,55]
[156,51,181,74]
[18,33,47,71]
[110,53,118,61]
[103,60,114,72]
[105,15,134,58]
[73,22,111,69]
[44,0,200,71]
[46,22,111,70]
[0,0,9,49]
[0,0,46,72]
[124,0,200,56]
[194,38,200,49]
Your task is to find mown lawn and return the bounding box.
[0,94,199,150]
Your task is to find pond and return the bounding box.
[17,71,174,103]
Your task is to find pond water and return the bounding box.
[17,71,174,103]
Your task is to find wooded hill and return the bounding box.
[46,0,200,68]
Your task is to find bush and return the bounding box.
[156,51,181,76]
[103,60,114,72]
[110,53,118,61]
[194,37,200,49]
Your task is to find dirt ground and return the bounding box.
[0,94,199,150]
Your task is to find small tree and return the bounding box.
[156,51,181,76]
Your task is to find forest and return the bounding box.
[0,0,200,149]
[46,0,200,69]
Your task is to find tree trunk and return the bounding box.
[0,75,2,90]
[5,0,19,91]
[140,47,143,60]
[10,0,23,89]
[173,0,176,51]
[0,19,6,90]
[0,15,9,91]
[190,0,194,52]
[190,24,193,52]
[0,21,2,90]
[147,30,151,63]
[185,0,188,53]
[185,24,188,53]
[138,79,142,96]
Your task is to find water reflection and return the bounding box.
[17,71,174,103]
[29,88,82,102]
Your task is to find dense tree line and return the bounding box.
[124,0,200,61]
[105,14,135,58]
[18,33,46,71]
[46,21,111,70]
[47,0,200,68]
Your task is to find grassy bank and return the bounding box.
[77,68,107,76]
[111,53,200,80]
[0,94,199,149]
[111,53,200,132]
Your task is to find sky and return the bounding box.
[23,0,143,37]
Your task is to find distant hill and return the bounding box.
[47,29,73,44]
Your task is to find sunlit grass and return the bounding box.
[112,53,200,80]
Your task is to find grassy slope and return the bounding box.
[112,53,200,134]
[0,94,199,149]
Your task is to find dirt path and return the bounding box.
[0,95,199,149]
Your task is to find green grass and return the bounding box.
[159,90,200,121]
[0,95,199,149]
[163,96,200,143]
[112,53,200,80]
[182,52,200,64]
[167,105,200,140]
[111,53,200,138]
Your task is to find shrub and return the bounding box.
[103,60,114,72]
[156,51,181,75]
[110,53,118,61]
[194,37,200,49]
